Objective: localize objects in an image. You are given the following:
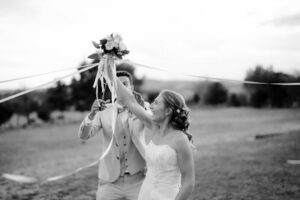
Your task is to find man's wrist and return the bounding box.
[88,112,96,120]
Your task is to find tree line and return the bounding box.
[200,65,300,108]
[0,64,299,129]
[0,62,144,128]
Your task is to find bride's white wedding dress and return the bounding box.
[138,140,181,200]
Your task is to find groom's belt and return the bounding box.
[120,170,143,177]
[105,171,144,185]
[98,171,145,186]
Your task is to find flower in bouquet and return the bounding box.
[89,33,129,60]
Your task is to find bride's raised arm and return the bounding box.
[116,78,153,129]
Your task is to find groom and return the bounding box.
[78,69,147,200]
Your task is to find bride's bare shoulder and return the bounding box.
[171,130,190,150]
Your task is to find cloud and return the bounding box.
[0,0,40,20]
[262,12,300,27]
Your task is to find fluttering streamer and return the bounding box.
[1,60,116,184]
[0,65,93,84]
[1,60,300,91]
[125,60,300,86]
[0,64,98,104]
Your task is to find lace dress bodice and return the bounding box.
[146,141,181,185]
[138,140,181,200]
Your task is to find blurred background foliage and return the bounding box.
[0,62,299,130]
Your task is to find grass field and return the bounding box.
[0,107,300,200]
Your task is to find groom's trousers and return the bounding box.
[96,171,145,200]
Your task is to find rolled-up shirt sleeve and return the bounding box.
[78,112,102,140]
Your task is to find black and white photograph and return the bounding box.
[0,0,300,199]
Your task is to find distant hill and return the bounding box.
[140,79,246,95]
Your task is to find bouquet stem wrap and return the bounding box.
[93,54,118,141]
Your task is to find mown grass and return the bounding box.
[1,108,300,200]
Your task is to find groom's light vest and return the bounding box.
[79,104,146,183]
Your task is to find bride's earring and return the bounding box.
[165,108,172,118]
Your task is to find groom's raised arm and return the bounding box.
[78,99,106,140]
[78,112,102,140]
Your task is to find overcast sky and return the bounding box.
[1,0,300,89]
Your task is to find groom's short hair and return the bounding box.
[117,70,133,85]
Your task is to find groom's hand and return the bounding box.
[88,99,110,120]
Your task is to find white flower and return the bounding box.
[113,34,122,44]
[105,40,115,50]
[119,41,127,51]
[106,34,113,41]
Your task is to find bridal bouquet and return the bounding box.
[89,33,129,60]
[90,33,130,135]
[89,33,130,90]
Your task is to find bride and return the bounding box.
[116,77,195,200]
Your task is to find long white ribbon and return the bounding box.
[44,129,115,183]
[93,55,118,133]
[0,64,98,104]
[44,55,120,184]
[2,60,119,184]
[2,56,121,184]
[1,61,300,87]
[124,60,300,86]
[0,65,93,84]
[2,132,115,184]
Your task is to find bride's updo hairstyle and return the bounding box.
[161,90,192,141]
